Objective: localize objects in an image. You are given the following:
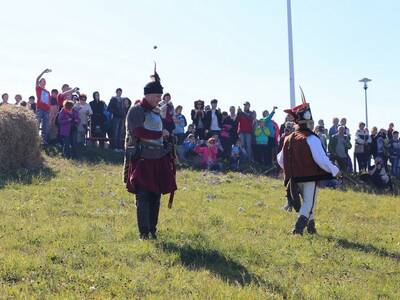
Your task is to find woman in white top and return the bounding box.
[354,122,372,172]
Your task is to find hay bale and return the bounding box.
[0,105,43,172]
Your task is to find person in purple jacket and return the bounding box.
[58,100,80,158]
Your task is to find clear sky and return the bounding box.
[1,0,399,133]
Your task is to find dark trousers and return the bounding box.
[91,125,106,148]
[196,128,206,140]
[136,189,161,235]
[254,144,269,166]
[356,153,369,171]
[334,156,348,172]
[111,117,124,149]
[221,137,233,160]
[61,134,77,159]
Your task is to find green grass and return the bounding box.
[0,155,399,299]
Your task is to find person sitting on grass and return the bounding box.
[185,123,196,138]
[230,138,248,171]
[211,133,224,158]
[58,100,80,159]
[194,137,219,170]
[179,133,198,163]
[368,157,390,189]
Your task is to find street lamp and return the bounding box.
[359,78,372,129]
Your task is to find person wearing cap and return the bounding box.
[277,92,340,235]
[124,66,177,240]
[204,99,222,138]
[191,100,207,139]
[236,101,255,161]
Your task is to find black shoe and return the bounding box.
[139,233,149,241]
[307,219,317,234]
[150,232,157,240]
[292,215,308,235]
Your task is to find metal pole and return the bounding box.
[287,0,296,108]
[364,84,368,129]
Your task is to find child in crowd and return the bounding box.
[389,131,400,177]
[194,137,219,170]
[180,133,197,162]
[185,124,196,138]
[58,100,80,158]
[211,134,224,158]
[28,96,36,113]
[230,139,247,170]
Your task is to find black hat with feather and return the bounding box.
[144,62,164,95]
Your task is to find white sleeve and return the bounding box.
[307,135,339,176]
[277,149,284,169]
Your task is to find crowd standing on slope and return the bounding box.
[0,68,399,189]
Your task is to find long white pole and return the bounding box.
[364,84,369,129]
[287,0,296,108]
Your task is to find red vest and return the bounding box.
[282,129,332,183]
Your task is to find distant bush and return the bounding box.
[0,105,43,173]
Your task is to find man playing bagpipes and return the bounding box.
[277,89,340,235]
[123,64,177,240]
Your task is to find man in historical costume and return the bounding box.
[277,91,340,235]
[123,65,177,240]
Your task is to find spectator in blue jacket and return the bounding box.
[173,105,187,145]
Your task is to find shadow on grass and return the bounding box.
[44,145,124,165]
[156,240,288,296]
[324,235,400,261]
[0,165,56,190]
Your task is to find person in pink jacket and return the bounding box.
[194,137,219,170]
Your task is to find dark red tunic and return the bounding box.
[125,99,177,195]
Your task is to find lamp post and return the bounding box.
[287,0,296,108]
[359,78,372,129]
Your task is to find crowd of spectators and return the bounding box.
[1,68,399,190]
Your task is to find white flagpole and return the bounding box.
[287,0,296,108]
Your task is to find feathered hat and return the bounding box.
[284,87,313,124]
[144,62,164,95]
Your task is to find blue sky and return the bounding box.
[1,0,399,132]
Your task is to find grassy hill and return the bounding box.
[0,153,399,299]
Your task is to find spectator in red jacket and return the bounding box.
[236,101,255,161]
[35,68,52,145]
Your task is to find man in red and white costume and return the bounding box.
[277,92,340,235]
[124,65,177,240]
